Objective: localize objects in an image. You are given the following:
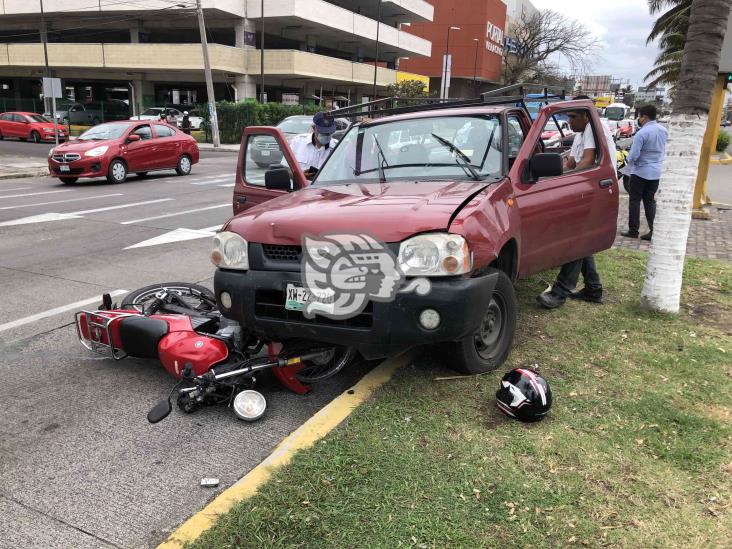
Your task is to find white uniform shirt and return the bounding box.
[288,133,338,170]
[570,120,616,165]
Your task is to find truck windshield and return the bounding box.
[315,115,502,184]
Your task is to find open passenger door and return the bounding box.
[233,126,308,215]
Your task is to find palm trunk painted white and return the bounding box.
[640,113,709,313]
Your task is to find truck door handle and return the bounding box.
[599,179,613,188]
[236,196,247,204]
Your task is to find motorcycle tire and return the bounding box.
[120,282,216,314]
[280,342,357,383]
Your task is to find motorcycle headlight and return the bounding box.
[398,234,471,276]
[211,231,249,270]
[84,146,109,157]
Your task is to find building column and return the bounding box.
[130,20,142,43]
[235,18,257,101]
[131,78,155,117]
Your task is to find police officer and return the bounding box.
[289,112,338,180]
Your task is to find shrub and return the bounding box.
[199,102,321,144]
[716,130,730,152]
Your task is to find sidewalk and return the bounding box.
[0,157,48,180]
[197,142,239,153]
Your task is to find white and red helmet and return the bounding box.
[496,368,552,422]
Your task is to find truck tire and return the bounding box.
[446,268,517,375]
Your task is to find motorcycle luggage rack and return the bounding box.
[75,310,137,360]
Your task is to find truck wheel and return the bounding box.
[446,268,517,375]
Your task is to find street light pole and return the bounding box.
[372,0,382,101]
[260,0,265,103]
[472,38,479,96]
[196,0,220,147]
[441,26,460,99]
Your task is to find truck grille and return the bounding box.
[52,153,81,163]
[262,244,302,262]
[254,290,373,328]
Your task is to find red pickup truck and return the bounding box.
[212,97,618,374]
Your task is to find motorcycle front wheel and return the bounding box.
[280,342,357,383]
[120,282,217,314]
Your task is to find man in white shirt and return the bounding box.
[288,111,339,180]
[538,95,613,310]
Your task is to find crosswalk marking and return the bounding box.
[217,183,235,188]
[0,190,73,200]
[74,198,175,215]
[0,198,174,226]
[0,193,124,210]
[0,186,32,193]
[125,225,221,249]
[191,177,232,186]
[120,203,230,225]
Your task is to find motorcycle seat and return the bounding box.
[119,316,169,359]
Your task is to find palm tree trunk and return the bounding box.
[640,0,731,313]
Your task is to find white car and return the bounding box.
[130,107,182,125]
[176,108,203,131]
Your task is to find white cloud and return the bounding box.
[529,0,660,88]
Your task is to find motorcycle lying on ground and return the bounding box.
[75,283,355,423]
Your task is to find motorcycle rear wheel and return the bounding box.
[281,342,357,383]
[120,282,216,314]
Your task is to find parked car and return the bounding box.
[131,107,182,122]
[614,120,635,140]
[250,115,351,168]
[47,101,128,125]
[0,111,67,142]
[47,120,199,184]
[176,108,203,130]
[213,98,619,375]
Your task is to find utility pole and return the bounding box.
[39,0,58,147]
[260,0,265,102]
[196,0,220,147]
[372,0,382,101]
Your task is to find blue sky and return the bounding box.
[530,0,661,88]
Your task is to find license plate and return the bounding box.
[260,150,270,157]
[285,283,334,314]
[59,165,70,172]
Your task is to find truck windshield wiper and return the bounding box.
[371,135,388,183]
[431,133,482,181]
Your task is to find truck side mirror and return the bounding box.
[264,167,293,191]
[530,153,563,179]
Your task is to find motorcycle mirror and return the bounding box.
[147,399,172,423]
[232,390,267,422]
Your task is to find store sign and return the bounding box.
[486,21,504,56]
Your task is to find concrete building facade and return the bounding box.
[0,0,433,114]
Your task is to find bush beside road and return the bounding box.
[190,249,731,549]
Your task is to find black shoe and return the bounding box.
[621,230,639,238]
[640,231,653,241]
[536,292,566,309]
[569,287,603,304]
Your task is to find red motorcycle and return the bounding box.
[75,283,355,423]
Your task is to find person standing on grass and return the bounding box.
[621,104,667,241]
[537,95,616,310]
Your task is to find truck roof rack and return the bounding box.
[326,83,567,121]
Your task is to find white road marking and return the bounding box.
[190,177,232,186]
[125,225,221,249]
[0,190,73,200]
[217,183,235,188]
[0,186,32,193]
[0,289,128,333]
[0,198,174,226]
[0,193,124,210]
[120,203,230,224]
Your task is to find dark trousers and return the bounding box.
[628,175,659,234]
[552,256,602,298]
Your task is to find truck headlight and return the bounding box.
[48,148,55,158]
[211,231,249,270]
[84,146,109,157]
[398,234,471,276]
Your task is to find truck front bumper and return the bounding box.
[214,269,498,360]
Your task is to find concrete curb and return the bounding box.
[0,168,49,180]
[156,352,413,549]
[710,152,732,165]
[197,143,239,153]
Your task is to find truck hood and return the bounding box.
[225,180,494,244]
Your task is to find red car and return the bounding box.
[0,111,67,142]
[48,121,199,184]
[614,121,635,140]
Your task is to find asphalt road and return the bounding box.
[0,153,375,548]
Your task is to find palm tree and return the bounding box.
[645,0,691,88]
[641,0,732,312]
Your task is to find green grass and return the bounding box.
[189,249,732,548]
